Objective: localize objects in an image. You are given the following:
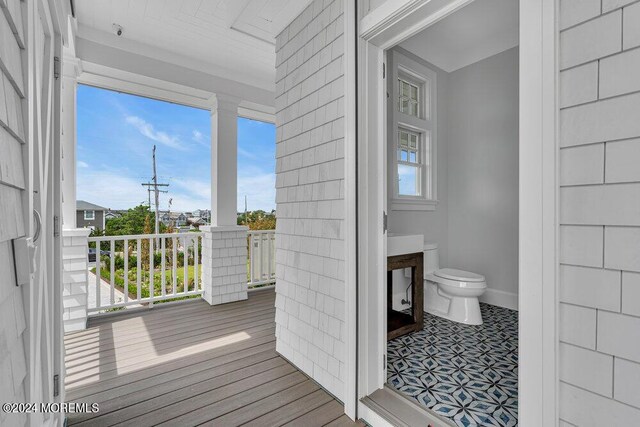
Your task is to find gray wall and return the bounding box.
[387,49,450,268]
[76,210,105,230]
[447,47,519,306]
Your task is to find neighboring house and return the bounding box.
[4,0,640,426]
[193,209,211,224]
[104,209,121,221]
[159,211,171,226]
[76,200,107,230]
[173,213,187,227]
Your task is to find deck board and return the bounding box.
[65,288,359,426]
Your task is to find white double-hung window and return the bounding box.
[388,50,437,210]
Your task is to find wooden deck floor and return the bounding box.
[64,288,358,427]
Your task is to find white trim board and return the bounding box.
[480,288,519,311]
[77,61,275,123]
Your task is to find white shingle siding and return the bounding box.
[274,0,346,400]
[201,226,249,305]
[62,229,91,332]
[0,1,28,425]
[559,0,640,422]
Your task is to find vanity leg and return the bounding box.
[413,257,424,330]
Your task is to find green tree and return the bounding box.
[105,204,167,236]
[237,210,276,230]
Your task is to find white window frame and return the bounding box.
[84,210,95,220]
[388,49,437,211]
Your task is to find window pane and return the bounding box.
[398,78,420,117]
[409,151,416,163]
[399,131,408,147]
[410,85,418,101]
[398,164,420,196]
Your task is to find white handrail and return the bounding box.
[87,232,203,312]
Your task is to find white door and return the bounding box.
[24,0,63,425]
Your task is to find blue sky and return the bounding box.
[76,85,276,212]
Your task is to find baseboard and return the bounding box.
[480,288,518,311]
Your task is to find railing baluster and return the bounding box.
[110,240,115,304]
[183,236,188,293]
[149,237,154,307]
[124,238,129,304]
[161,236,166,298]
[172,236,177,295]
[194,235,199,292]
[250,233,255,283]
[267,233,272,280]
[137,238,141,302]
[95,239,101,308]
[259,233,264,281]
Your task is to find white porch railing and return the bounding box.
[86,229,276,313]
[87,232,203,312]
[247,230,276,287]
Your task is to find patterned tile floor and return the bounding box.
[387,304,518,427]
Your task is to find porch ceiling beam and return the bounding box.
[75,37,275,109]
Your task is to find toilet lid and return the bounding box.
[434,268,485,282]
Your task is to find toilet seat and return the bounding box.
[434,268,485,283]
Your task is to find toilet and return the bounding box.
[423,242,487,325]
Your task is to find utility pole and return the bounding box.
[141,145,169,244]
[244,195,248,226]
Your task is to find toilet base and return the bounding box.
[424,281,484,325]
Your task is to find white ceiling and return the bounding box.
[74,0,312,91]
[399,0,519,73]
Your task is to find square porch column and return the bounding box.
[61,54,81,228]
[201,94,248,305]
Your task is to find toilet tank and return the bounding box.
[424,242,439,274]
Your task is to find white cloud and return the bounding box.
[172,178,211,201]
[238,173,275,212]
[76,171,148,210]
[238,146,258,160]
[126,115,186,150]
[78,161,89,168]
[192,130,203,143]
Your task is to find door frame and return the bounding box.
[23,0,66,424]
[354,0,559,425]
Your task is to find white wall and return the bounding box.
[274,0,347,401]
[388,47,519,310]
[447,47,519,308]
[558,0,640,423]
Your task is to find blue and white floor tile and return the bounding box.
[387,304,518,427]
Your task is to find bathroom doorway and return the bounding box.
[356,0,557,425]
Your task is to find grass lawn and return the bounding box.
[93,265,200,302]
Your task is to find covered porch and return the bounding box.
[64,287,357,426]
